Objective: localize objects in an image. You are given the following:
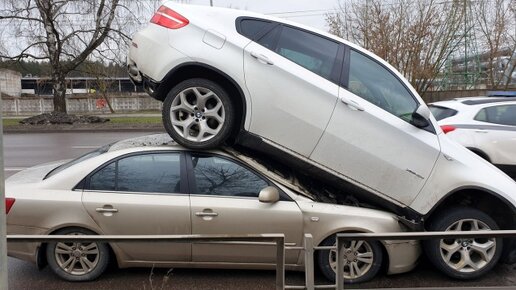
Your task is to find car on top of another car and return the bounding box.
[127,2,516,279]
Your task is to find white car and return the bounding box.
[127,2,516,279]
[430,97,516,179]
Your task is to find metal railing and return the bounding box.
[288,230,516,290]
[6,230,516,290]
[7,234,286,290]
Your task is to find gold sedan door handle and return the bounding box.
[95,206,118,216]
[195,212,218,217]
[195,210,219,221]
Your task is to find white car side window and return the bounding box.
[348,50,418,122]
[274,26,339,80]
[474,105,516,126]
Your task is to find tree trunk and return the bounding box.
[102,92,115,113]
[52,74,67,113]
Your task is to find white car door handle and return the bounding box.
[95,207,118,213]
[340,96,365,111]
[475,130,488,133]
[250,51,274,65]
[195,212,218,217]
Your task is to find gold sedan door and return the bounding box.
[82,152,191,262]
[188,154,303,264]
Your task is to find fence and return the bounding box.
[1,94,162,116]
[4,89,515,115]
[6,234,287,290]
[6,230,516,290]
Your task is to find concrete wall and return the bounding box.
[0,69,22,97]
[2,93,162,116]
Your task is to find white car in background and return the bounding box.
[127,2,516,279]
[429,97,516,179]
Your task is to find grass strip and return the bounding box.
[2,119,23,126]
[108,116,162,124]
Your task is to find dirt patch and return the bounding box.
[19,112,109,125]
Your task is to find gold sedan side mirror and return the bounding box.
[258,186,280,203]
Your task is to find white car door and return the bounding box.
[470,104,516,166]
[311,49,441,205]
[243,24,341,157]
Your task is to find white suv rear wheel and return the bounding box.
[163,78,235,149]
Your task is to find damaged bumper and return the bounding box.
[384,239,421,274]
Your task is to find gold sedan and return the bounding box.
[6,134,419,283]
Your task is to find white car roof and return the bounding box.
[430,97,516,124]
[431,97,516,110]
[163,2,426,106]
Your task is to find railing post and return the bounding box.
[0,85,8,290]
[336,236,345,290]
[275,237,285,290]
[304,234,314,290]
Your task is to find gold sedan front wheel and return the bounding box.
[317,234,383,284]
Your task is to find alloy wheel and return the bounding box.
[439,219,496,273]
[170,86,225,142]
[328,240,374,279]
[54,233,100,276]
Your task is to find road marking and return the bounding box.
[71,146,99,149]
[5,168,27,171]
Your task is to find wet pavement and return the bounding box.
[6,256,516,289]
[3,131,157,176]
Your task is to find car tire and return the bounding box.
[163,78,235,149]
[424,207,502,280]
[317,234,383,284]
[46,228,110,282]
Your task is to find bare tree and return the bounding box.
[474,0,516,89]
[0,0,157,114]
[327,0,464,94]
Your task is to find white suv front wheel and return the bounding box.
[425,207,502,279]
[163,78,235,149]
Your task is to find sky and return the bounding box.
[187,0,341,31]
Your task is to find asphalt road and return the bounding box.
[3,132,516,289]
[3,131,154,176]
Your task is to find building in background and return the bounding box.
[20,77,143,96]
[0,69,22,97]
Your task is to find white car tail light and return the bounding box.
[440,125,456,134]
[5,197,15,214]
[150,6,189,29]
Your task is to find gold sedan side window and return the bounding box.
[191,155,268,198]
[88,153,182,194]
